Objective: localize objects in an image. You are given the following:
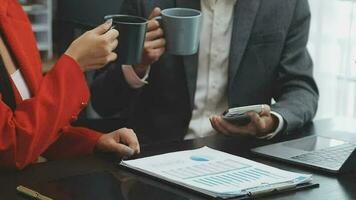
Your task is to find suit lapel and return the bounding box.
[228,0,261,89]
[183,54,199,109]
[176,0,201,110]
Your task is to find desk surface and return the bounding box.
[1,118,356,200]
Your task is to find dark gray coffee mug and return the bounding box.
[158,8,202,56]
[104,15,148,65]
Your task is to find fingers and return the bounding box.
[141,8,165,67]
[146,28,164,41]
[247,109,279,137]
[148,7,161,20]
[108,52,118,62]
[259,104,271,117]
[92,19,113,35]
[102,28,119,42]
[111,143,136,158]
[95,133,134,158]
[117,128,140,154]
[147,19,161,32]
[110,39,119,51]
[91,52,118,67]
[218,117,248,135]
[90,29,118,59]
[87,48,118,69]
[152,48,166,58]
[147,7,162,32]
[101,29,119,55]
[144,48,166,64]
[145,38,166,49]
[101,128,140,158]
[98,30,120,51]
[211,116,252,136]
[142,25,165,66]
[210,117,229,135]
[209,117,216,130]
[100,52,118,63]
[246,112,267,132]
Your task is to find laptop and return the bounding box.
[251,135,356,174]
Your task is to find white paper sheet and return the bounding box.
[121,147,312,198]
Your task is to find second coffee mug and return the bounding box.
[157,8,202,56]
[104,15,148,65]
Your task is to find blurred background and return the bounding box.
[17,0,356,122]
[308,0,356,120]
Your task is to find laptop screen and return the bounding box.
[282,136,346,152]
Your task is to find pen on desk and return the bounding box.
[16,185,53,200]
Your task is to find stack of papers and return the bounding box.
[121,147,313,199]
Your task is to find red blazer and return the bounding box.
[0,0,102,169]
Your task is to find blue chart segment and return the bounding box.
[190,155,211,162]
[193,168,286,187]
[161,158,288,188]
[162,159,250,179]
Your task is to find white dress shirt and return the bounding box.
[11,69,31,100]
[185,0,236,139]
[122,0,284,140]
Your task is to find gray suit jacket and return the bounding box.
[91,0,319,143]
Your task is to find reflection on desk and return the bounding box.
[33,171,193,200]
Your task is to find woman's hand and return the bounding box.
[65,19,119,72]
[95,128,140,158]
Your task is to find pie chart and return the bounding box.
[190,155,211,162]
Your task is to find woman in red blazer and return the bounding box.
[0,0,140,170]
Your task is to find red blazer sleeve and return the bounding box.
[44,126,102,160]
[0,55,96,170]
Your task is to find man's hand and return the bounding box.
[95,128,140,158]
[134,7,166,77]
[210,105,279,138]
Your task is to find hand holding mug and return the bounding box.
[65,20,119,72]
[134,7,166,77]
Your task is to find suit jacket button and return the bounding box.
[71,115,78,122]
[81,102,88,108]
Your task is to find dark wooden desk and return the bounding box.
[1,118,356,200]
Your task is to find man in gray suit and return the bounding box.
[91,0,319,143]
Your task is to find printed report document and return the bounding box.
[120,147,313,199]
